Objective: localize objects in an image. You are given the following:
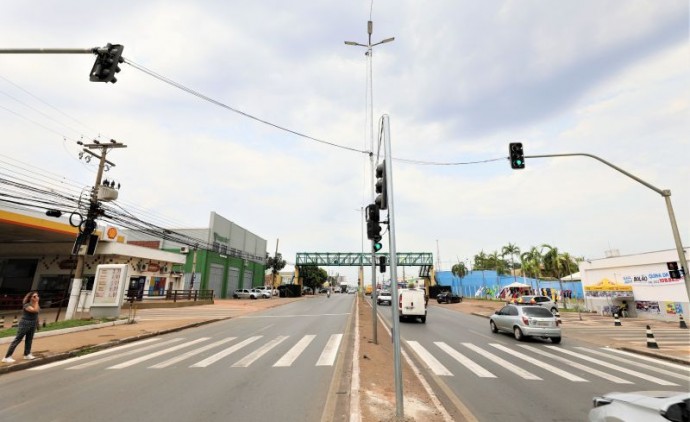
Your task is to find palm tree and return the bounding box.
[542,244,567,309]
[451,262,467,297]
[473,250,488,271]
[502,243,521,282]
[521,246,543,292]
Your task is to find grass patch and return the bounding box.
[0,318,112,338]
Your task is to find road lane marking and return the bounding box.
[435,342,496,378]
[239,313,350,318]
[67,338,184,370]
[149,337,236,368]
[600,348,690,372]
[274,335,316,367]
[462,343,541,380]
[29,338,162,371]
[546,346,678,386]
[406,341,453,376]
[518,345,632,384]
[490,344,588,382]
[107,338,210,369]
[575,347,690,381]
[232,336,289,367]
[316,334,343,366]
[190,336,261,368]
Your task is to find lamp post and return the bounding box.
[345,20,394,347]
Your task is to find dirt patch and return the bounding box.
[357,297,447,422]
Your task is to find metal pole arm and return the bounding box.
[0,48,98,54]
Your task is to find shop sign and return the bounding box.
[622,272,683,286]
[146,262,160,273]
[59,259,78,270]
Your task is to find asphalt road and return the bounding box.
[374,298,690,422]
[0,295,355,422]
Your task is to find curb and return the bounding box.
[0,318,226,376]
[0,318,132,344]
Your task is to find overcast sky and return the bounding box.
[1,1,688,283]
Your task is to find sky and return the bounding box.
[0,0,688,284]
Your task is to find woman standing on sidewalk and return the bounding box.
[2,291,40,363]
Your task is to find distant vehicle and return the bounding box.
[254,287,271,298]
[398,289,427,323]
[347,287,357,294]
[519,295,559,314]
[365,285,373,296]
[302,287,313,295]
[377,289,392,306]
[436,291,463,304]
[319,288,329,294]
[233,289,260,300]
[589,391,689,422]
[489,304,561,343]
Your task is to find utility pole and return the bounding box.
[272,238,280,288]
[65,140,127,320]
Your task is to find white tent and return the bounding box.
[505,281,531,288]
[560,272,581,281]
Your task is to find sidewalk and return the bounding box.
[0,297,304,374]
[432,298,690,365]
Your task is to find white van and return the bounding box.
[398,288,427,323]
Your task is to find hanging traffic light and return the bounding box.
[378,256,386,273]
[90,43,125,83]
[375,161,388,210]
[667,261,682,279]
[366,204,381,241]
[509,142,525,169]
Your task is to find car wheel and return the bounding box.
[551,336,562,344]
[490,320,499,333]
[458,296,463,303]
[513,327,524,341]
[251,296,257,300]
[399,315,404,323]
[421,316,426,324]
[550,307,558,315]
[233,294,239,299]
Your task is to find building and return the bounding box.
[124,211,266,299]
[579,248,689,321]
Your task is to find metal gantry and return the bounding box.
[295,252,433,268]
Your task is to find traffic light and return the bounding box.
[509,142,525,169]
[366,204,381,242]
[667,261,681,279]
[90,43,125,83]
[378,256,386,273]
[375,161,387,210]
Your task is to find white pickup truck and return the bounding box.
[398,288,427,323]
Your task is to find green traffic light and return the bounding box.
[373,242,383,252]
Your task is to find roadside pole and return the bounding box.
[382,115,404,419]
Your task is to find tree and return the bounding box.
[541,244,567,309]
[520,246,543,292]
[299,266,328,292]
[502,243,521,282]
[473,250,488,270]
[451,262,467,296]
[265,252,286,288]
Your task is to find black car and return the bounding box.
[437,291,463,304]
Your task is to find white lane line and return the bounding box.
[67,338,184,370]
[190,336,261,368]
[107,338,210,369]
[274,335,316,367]
[546,346,678,386]
[29,338,161,371]
[601,348,690,372]
[232,336,289,367]
[406,341,452,376]
[462,343,541,380]
[490,344,588,382]
[149,338,236,369]
[239,313,350,318]
[316,334,343,366]
[518,345,632,384]
[435,342,495,378]
[575,347,690,381]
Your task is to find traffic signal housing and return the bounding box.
[366,204,381,242]
[90,43,125,83]
[667,261,682,279]
[509,142,525,169]
[378,256,386,273]
[375,161,388,210]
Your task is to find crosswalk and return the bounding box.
[29,333,344,372]
[406,340,690,387]
[563,326,690,351]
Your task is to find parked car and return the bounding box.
[377,289,392,305]
[319,288,329,294]
[233,288,260,300]
[253,287,271,298]
[398,288,427,323]
[302,287,313,295]
[589,391,690,422]
[489,304,561,343]
[436,291,463,304]
[519,295,559,314]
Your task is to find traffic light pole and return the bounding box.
[382,115,404,419]
[527,152,690,302]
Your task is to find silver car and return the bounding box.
[490,304,562,343]
[520,295,559,314]
[589,391,690,422]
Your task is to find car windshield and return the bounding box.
[523,307,554,317]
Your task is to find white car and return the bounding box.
[233,289,260,300]
[589,391,689,421]
[377,289,392,305]
[254,287,272,298]
[398,288,427,323]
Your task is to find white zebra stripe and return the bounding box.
[407,341,452,376]
[435,342,495,378]
[274,335,316,367]
[190,336,261,368]
[316,334,343,366]
[149,338,236,369]
[232,336,289,367]
[108,338,210,369]
[462,343,541,380]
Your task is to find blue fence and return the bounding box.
[435,270,583,299]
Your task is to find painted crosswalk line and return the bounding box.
[435,342,496,378]
[575,347,689,381]
[407,341,453,376]
[490,344,588,382]
[600,348,690,372]
[233,336,289,367]
[67,338,185,370]
[108,337,210,369]
[149,338,237,369]
[316,334,343,366]
[462,343,541,380]
[190,336,262,368]
[274,335,316,367]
